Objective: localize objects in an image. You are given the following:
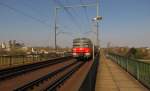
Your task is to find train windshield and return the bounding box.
[73,38,92,48]
[73,44,89,48]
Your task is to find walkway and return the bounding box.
[95,55,149,91]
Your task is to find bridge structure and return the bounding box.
[0,51,149,91]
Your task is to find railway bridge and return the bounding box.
[0,52,149,91]
[0,0,149,91]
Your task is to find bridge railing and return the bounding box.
[108,53,150,89]
[0,54,62,67]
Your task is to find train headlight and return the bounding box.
[85,53,90,56]
[73,53,77,56]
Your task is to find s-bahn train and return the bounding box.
[72,38,98,61]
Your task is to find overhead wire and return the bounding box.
[16,0,50,20]
[72,5,89,32]
[68,8,85,32]
[65,0,69,5]
[53,0,83,32]
[79,0,91,31]
[0,2,50,27]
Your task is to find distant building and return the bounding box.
[1,42,6,49]
[31,48,34,53]
[0,40,27,51]
[39,49,49,54]
[146,47,150,54]
[13,40,16,48]
[8,40,12,48]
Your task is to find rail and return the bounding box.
[0,56,72,80]
[45,62,84,91]
[14,61,83,91]
[108,53,150,89]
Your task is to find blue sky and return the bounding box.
[0,0,150,47]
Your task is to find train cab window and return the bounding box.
[73,44,89,48]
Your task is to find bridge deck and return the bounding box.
[95,55,149,91]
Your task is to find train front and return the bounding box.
[72,38,93,60]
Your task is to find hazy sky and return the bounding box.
[0,0,150,47]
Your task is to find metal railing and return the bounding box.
[108,53,150,89]
[0,54,60,67]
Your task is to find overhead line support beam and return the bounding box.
[55,4,97,9]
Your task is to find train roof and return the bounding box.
[73,38,92,43]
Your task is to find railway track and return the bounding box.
[0,57,76,91]
[0,56,71,80]
[14,61,84,91]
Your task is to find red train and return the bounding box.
[72,38,94,60]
